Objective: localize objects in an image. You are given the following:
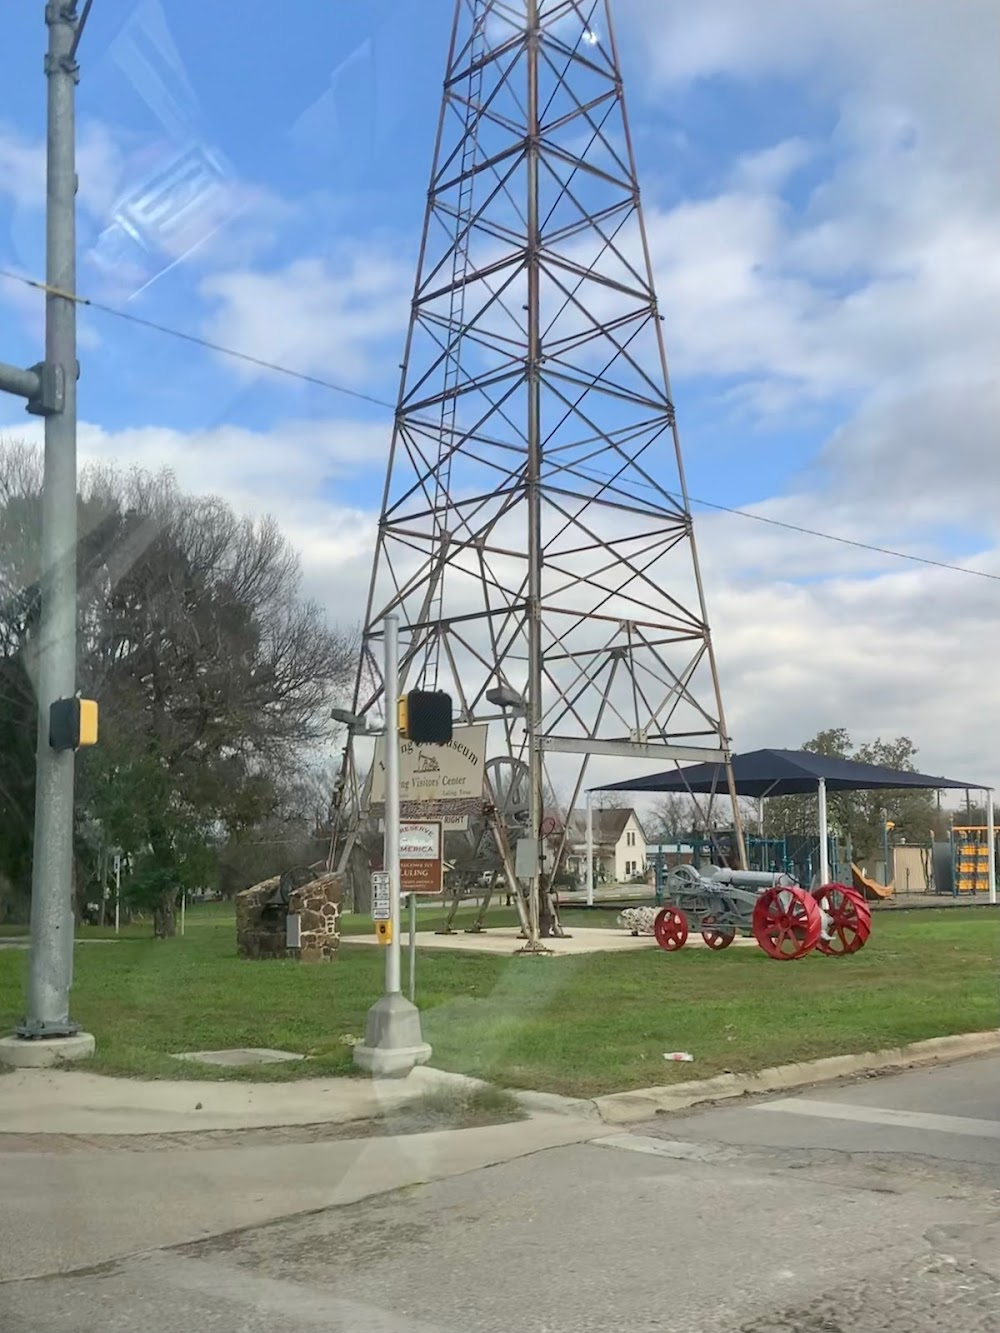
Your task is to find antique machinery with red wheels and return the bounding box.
[653,907,689,952]
[812,884,872,955]
[648,865,873,961]
[751,886,822,960]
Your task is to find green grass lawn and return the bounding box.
[0,904,996,1097]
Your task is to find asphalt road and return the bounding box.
[3,1055,999,1332]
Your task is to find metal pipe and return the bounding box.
[524,0,543,947]
[384,615,402,994]
[586,791,595,906]
[987,790,996,905]
[709,868,796,888]
[22,2,81,1037]
[817,779,830,886]
[0,362,42,400]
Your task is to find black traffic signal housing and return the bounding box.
[398,690,453,745]
[49,697,99,751]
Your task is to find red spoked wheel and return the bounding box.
[752,886,822,960]
[813,884,872,956]
[700,914,737,950]
[654,906,689,952]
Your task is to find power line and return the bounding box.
[68,0,95,61]
[572,462,1000,584]
[687,495,1000,584]
[2,264,995,584]
[0,268,396,411]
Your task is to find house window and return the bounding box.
[626,830,635,847]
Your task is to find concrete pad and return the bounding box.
[173,1048,307,1067]
[0,1032,96,1069]
[0,1113,600,1281]
[347,924,755,956]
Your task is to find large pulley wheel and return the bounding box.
[752,886,821,960]
[654,906,689,952]
[663,863,701,899]
[813,884,872,956]
[700,914,737,950]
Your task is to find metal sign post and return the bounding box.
[408,894,417,1003]
[353,615,432,1076]
[113,854,121,936]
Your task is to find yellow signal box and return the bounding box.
[49,697,99,751]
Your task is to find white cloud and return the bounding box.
[0,120,127,219]
[0,125,46,211]
[613,0,1000,561]
[0,413,387,626]
[628,0,1000,166]
[199,250,411,388]
[732,138,813,193]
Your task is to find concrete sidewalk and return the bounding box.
[1,1113,599,1281]
[347,924,754,955]
[0,1064,483,1136]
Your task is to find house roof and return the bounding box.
[595,748,982,799]
[562,807,645,847]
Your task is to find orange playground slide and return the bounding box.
[851,863,893,901]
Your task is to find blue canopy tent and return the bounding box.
[594,748,994,899]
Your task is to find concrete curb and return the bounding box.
[512,1089,603,1121]
[588,1029,1000,1125]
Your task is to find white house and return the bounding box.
[561,807,648,884]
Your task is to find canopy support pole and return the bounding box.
[987,789,996,905]
[817,778,830,886]
[585,791,594,907]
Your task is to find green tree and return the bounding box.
[0,442,356,935]
[762,728,938,860]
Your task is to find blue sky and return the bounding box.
[0,0,851,508]
[0,0,998,782]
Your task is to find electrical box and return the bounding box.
[399,689,453,745]
[285,913,302,949]
[49,697,99,751]
[515,837,539,879]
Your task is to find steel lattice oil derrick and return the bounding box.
[333,0,746,948]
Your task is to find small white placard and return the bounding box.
[371,870,391,921]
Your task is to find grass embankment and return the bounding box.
[0,903,995,1097]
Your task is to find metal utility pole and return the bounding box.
[384,616,403,998]
[336,0,748,953]
[0,2,93,1065]
[353,616,431,1077]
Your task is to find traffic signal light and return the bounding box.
[397,690,453,745]
[49,697,99,751]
